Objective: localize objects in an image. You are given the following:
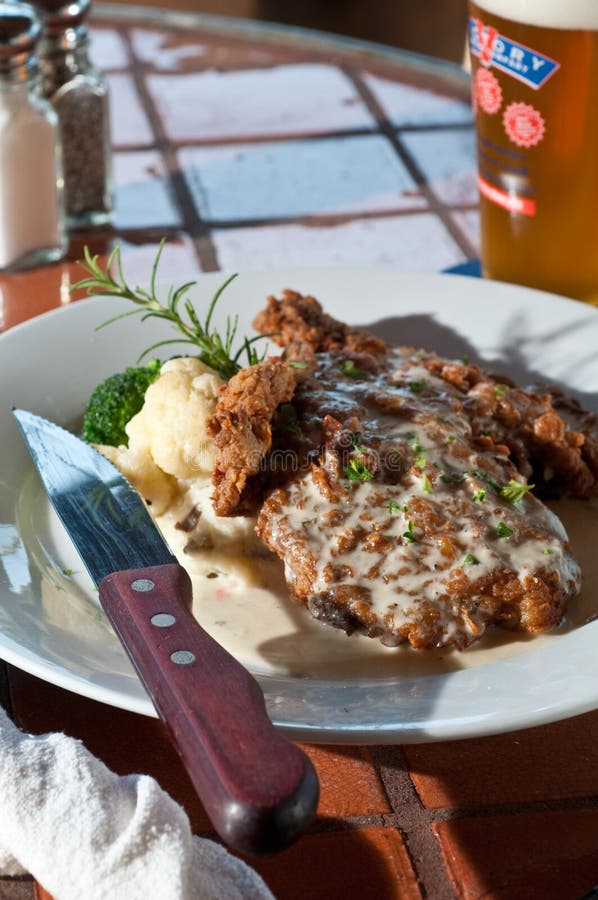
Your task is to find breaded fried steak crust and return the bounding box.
[255,348,582,650]
[207,291,591,650]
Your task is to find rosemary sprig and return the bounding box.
[72,240,270,380]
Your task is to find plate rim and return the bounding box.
[2,267,598,744]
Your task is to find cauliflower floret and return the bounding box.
[97,443,177,516]
[126,357,224,480]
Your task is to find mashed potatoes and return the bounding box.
[97,357,268,583]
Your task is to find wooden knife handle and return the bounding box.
[98,563,318,856]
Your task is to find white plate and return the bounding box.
[2,269,598,744]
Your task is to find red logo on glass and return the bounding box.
[503,101,546,147]
[476,68,502,114]
[475,20,499,66]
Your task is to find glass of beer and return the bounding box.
[468,0,598,304]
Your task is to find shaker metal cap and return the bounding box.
[0,2,41,71]
[33,0,90,34]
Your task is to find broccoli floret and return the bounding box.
[82,359,161,447]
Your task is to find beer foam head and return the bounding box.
[474,0,598,30]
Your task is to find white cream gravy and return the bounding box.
[22,469,598,682]
[154,494,598,680]
[259,349,581,648]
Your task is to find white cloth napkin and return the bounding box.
[0,705,274,900]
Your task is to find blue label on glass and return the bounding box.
[469,17,560,90]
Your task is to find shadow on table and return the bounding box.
[361,312,598,411]
[244,819,409,900]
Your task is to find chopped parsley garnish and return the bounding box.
[543,548,554,555]
[301,518,316,528]
[462,553,479,566]
[494,384,510,398]
[403,520,416,543]
[340,359,366,378]
[344,458,374,482]
[467,469,502,492]
[447,435,456,443]
[62,567,73,576]
[415,455,426,469]
[349,432,367,454]
[461,354,470,365]
[500,479,534,504]
[411,434,423,454]
[206,572,219,579]
[276,403,303,438]
[440,470,465,485]
[407,379,426,393]
[288,360,308,369]
[497,522,513,538]
[472,488,486,502]
[421,472,432,494]
[387,500,402,514]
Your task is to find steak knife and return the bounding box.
[12,408,318,856]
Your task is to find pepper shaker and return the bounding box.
[0,2,66,271]
[35,0,112,229]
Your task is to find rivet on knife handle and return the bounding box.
[99,562,319,856]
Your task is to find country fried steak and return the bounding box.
[207,358,296,516]
[207,291,593,650]
[253,289,388,357]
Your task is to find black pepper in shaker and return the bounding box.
[34,0,112,229]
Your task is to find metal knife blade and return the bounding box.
[12,408,318,856]
[13,408,176,582]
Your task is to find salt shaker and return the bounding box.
[0,3,66,271]
[35,0,112,229]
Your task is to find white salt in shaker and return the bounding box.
[0,2,66,271]
[35,0,112,229]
